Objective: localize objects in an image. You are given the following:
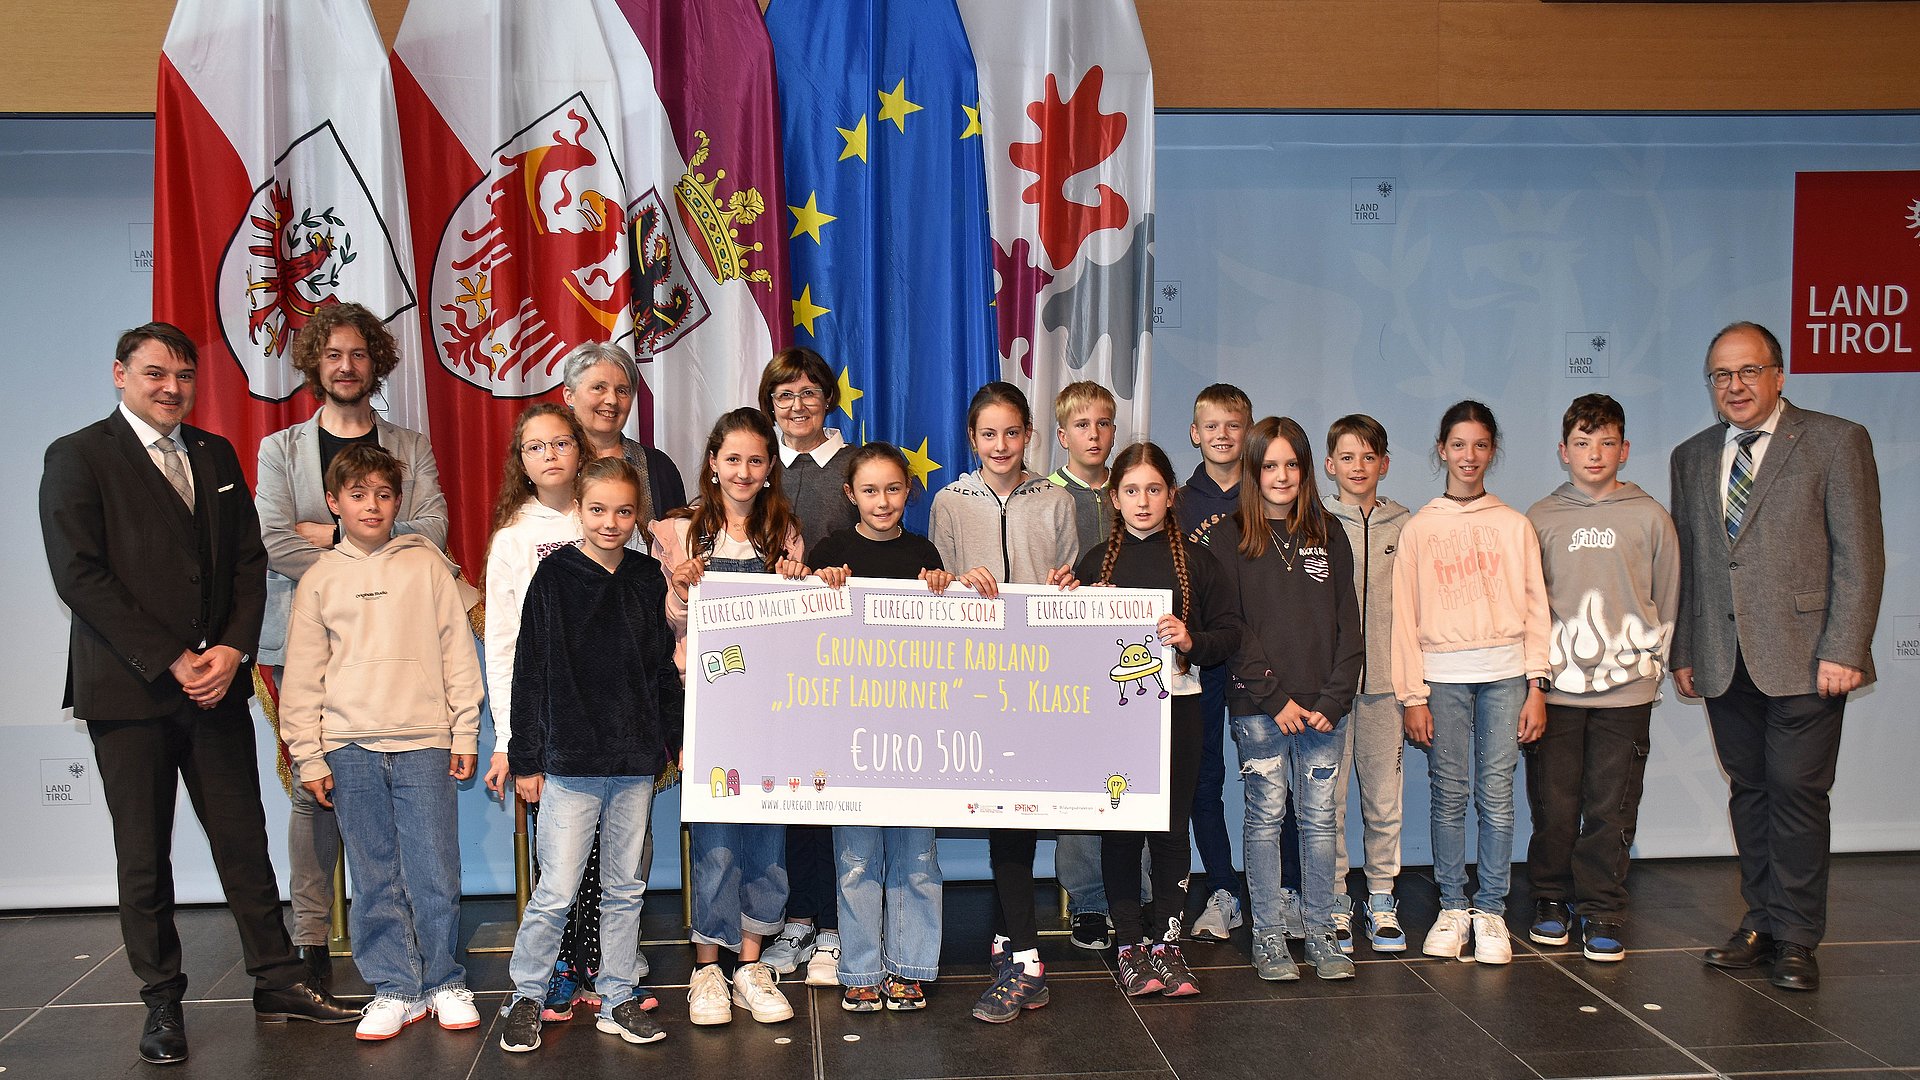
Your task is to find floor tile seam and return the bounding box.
[1397,957,1551,1080]
[1713,965,1874,1050]
[1721,1070,1918,1077]
[1128,989,1443,1008]
[1,945,123,1045]
[1529,948,1730,1079]
[809,974,828,1080]
[1115,970,1181,1080]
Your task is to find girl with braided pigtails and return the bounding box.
[1074,442,1242,998]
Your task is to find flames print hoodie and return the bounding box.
[1525,482,1680,708]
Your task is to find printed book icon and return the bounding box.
[702,644,746,683]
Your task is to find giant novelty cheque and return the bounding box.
[682,573,1175,830]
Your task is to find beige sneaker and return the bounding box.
[806,931,842,987]
[1471,910,1513,965]
[687,964,732,1026]
[1423,908,1475,961]
[731,961,794,1023]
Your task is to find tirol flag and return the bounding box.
[765,0,998,534]
[592,0,791,477]
[154,0,428,484]
[957,0,1155,475]
[1790,170,1920,374]
[393,0,636,570]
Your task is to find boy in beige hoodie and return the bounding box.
[279,445,484,1041]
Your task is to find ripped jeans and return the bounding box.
[1231,712,1346,936]
[832,826,942,986]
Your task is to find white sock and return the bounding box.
[1013,948,1041,974]
[991,934,1011,955]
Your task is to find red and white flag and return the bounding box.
[154,0,428,481]
[592,0,790,475]
[393,0,635,569]
[958,0,1156,472]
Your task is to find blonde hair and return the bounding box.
[1053,380,1117,429]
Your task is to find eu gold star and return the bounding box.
[960,103,982,140]
[877,78,923,133]
[792,285,830,336]
[902,436,941,489]
[836,365,865,421]
[837,114,868,163]
[788,192,837,244]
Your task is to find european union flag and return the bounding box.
[766,0,997,534]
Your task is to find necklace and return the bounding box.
[1266,522,1299,573]
[1441,490,1487,504]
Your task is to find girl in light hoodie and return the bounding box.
[1391,401,1550,965]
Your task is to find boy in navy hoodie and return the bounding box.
[1523,395,1680,962]
[1180,384,1252,940]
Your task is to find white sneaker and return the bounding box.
[1277,888,1307,940]
[759,921,815,975]
[1331,895,1356,955]
[634,946,650,980]
[687,964,732,1026]
[1423,909,1475,961]
[731,961,794,1024]
[806,931,841,987]
[1190,889,1243,941]
[429,986,480,1030]
[356,996,427,1041]
[1471,910,1513,965]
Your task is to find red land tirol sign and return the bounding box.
[1791,170,1920,374]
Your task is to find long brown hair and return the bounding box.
[1098,442,1193,671]
[666,408,800,570]
[489,403,591,540]
[1235,416,1328,559]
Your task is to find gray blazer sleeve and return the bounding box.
[385,422,449,551]
[1816,421,1884,677]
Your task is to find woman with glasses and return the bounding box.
[751,346,858,988]
[560,343,688,540]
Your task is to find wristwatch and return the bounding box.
[1532,676,1551,693]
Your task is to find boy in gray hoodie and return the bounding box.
[1523,395,1679,962]
[1322,415,1414,954]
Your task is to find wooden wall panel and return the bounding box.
[4,0,1917,114]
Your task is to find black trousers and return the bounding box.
[1103,694,1203,945]
[783,824,839,930]
[988,831,1042,952]
[1705,652,1846,949]
[87,698,302,1006]
[1523,702,1654,918]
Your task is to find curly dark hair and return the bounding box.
[288,303,401,401]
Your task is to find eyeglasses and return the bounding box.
[1705,364,1780,390]
[519,437,579,457]
[771,387,826,408]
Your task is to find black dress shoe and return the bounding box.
[253,981,358,1024]
[1703,928,1775,969]
[139,1001,188,1065]
[1770,942,1820,991]
[296,945,332,991]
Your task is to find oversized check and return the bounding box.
[682,572,1174,830]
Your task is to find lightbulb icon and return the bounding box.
[1105,773,1129,809]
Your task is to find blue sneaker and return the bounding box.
[542,962,581,1022]
[1365,893,1407,953]
[1582,918,1626,962]
[1529,899,1573,947]
[971,964,1049,1023]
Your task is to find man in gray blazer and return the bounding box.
[1669,321,1883,992]
[255,302,447,988]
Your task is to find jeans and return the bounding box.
[689,822,788,950]
[1189,664,1238,889]
[327,745,465,1002]
[1524,702,1653,918]
[1054,833,1107,915]
[509,774,653,1014]
[1424,678,1525,916]
[1336,692,1405,893]
[1232,711,1345,934]
[834,826,941,985]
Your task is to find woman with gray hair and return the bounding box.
[561,342,688,534]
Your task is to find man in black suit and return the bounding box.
[1669,321,1884,992]
[39,323,354,1065]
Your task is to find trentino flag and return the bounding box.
[765,0,997,533]
[154,0,427,483]
[593,0,791,475]
[957,0,1155,474]
[393,0,635,569]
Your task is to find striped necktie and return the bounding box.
[1724,429,1763,542]
[154,435,193,508]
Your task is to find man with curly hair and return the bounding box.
[255,303,448,988]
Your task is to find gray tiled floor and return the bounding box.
[0,855,1915,1079]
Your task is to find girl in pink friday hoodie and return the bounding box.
[1390,401,1550,966]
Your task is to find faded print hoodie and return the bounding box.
[1390,493,1550,707]
[1525,482,1681,708]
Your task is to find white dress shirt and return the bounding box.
[1719,399,1783,516]
[120,402,195,504]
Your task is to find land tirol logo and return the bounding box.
[429,94,635,398]
[216,122,414,401]
[1791,170,1920,374]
